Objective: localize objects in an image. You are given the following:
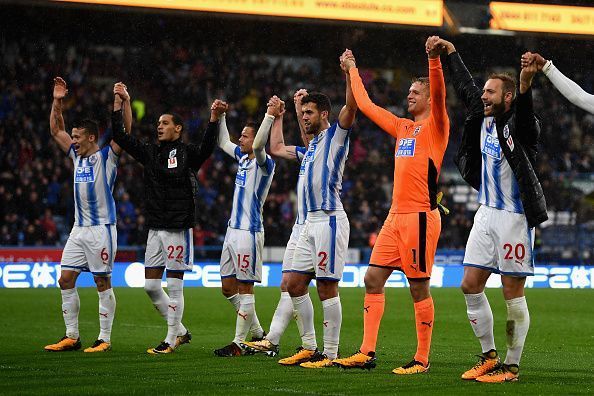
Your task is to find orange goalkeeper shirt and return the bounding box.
[350,57,450,214]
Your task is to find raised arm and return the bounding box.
[338,49,357,130]
[49,77,73,153]
[426,36,450,136]
[253,95,282,165]
[187,108,219,170]
[211,100,238,159]
[110,82,132,155]
[522,52,594,114]
[516,56,540,147]
[433,39,483,114]
[270,99,304,161]
[340,50,401,138]
[294,89,310,146]
[112,87,148,164]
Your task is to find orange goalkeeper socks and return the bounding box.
[360,293,385,356]
[413,296,434,366]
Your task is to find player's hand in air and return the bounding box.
[114,82,130,101]
[340,49,356,73]
[279,99,286,116]
[520,52,538,93]
[210,99,228,121]
[294,89,308,108]
[53,77,68,100]
[266,95,283,117]
[431,38,456,55]
[521,52,547,71]
[426,36,442,59]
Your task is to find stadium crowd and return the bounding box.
[0,20,592,257]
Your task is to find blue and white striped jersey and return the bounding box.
[301,122,351,213]
[478,117,523,214]
[229,146,276,232]
[295,146,307,225]
[68,145,118,226]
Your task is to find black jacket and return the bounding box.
[112,110,218,229]
[447,52,548,227]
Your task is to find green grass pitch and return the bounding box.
[1,287,593,395]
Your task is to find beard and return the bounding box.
[491,100,506,116]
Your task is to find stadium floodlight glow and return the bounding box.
[54,0,443,27]
[490,2,594,36]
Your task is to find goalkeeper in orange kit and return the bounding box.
[333,36,450,374]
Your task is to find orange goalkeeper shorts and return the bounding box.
[369,209,441,279]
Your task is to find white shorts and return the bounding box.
[61,224,117,275]
[291,210,350,281]
[282,223,304,272]
[145,228,194,272]
[463,205,535,276]
[220,227,264,283]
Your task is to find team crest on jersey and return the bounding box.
[88,154,98,165]
[75,165,95,183]
[482,134,501,159]
[168,149,178,168]
[412,126,422,137]
[503,124,510,139]
[396,138,416,157]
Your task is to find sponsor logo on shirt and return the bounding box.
[506,136,515,152]
[235,168,247,187]
[75,166,95,183]
[482,134,501,159]
[396,138,416,157]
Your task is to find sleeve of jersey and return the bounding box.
[446,52,483,115]
[188,121,218,169]
[234,146,242,161]
[103,145,119,167]
[218,114,240,160]
[111,110,147,164]
[296,146,306,161]
[515,87,540,147]
[545,62,594,114]
[429,57,450,140]
[67,144,77,161]
[258,155,275,175]
[349,67,401,139]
